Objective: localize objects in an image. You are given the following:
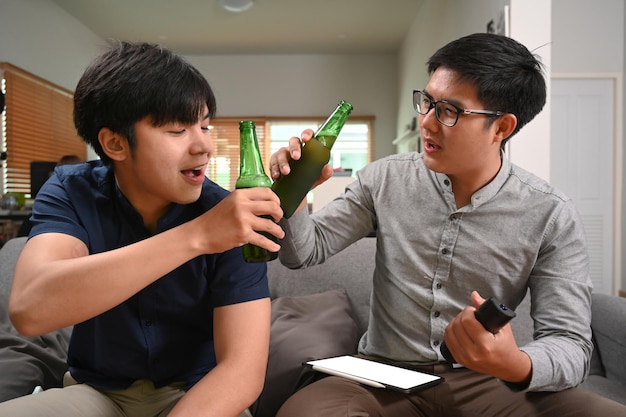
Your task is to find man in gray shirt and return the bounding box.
[271,33,626,416]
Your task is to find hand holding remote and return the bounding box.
[441,297,516,363]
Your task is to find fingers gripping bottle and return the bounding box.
[235,120,278,263]
[271,100,353,218]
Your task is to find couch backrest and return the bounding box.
[2,235,534,347]
[267,236,538,346]
[268,237,376,335]
[0,237,28,309]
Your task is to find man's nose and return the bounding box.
[191,128,213,155]
[418,108,438,130]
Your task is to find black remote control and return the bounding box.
[440,297,516,363]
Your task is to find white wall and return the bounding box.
[0,0,104,91]
[0,0,399,163]
[507,0,551,181]
[552,0,624,73]
[186,53,398,160]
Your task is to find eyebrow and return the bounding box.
[422,89,465,109]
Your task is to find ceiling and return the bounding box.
[50,0,423,55]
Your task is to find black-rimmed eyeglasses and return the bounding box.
[413,90,504,127]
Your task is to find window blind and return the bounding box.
[1,63,86,197]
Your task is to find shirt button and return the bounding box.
[441,248,450,255]
[444,179,450,186]
[436,282,442,289]
[145,320,152,327]
[433,340,440,347]
[434,311,441,318]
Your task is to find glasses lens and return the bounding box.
[414,91,429,114]
[435,102,459,127]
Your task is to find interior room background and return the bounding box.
[0,0,624,294]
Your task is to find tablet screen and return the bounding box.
[305,356,443,393]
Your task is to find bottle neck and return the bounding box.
[239,134,265,176]
[237,122,271,188]
[313,101,353,150]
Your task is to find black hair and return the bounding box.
[73,41,217,164]
[427,33,546,146]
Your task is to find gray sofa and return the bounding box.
[1,236,625,417]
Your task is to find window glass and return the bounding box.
[207,117,372,191]
[268,121,371,176]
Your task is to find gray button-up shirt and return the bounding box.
[279,152,592,392]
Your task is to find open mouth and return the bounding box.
[424,141,441,151]
[182,167,204,178]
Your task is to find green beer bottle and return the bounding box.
[271,100,353,218]
[235,120,278,263]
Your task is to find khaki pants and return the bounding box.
[0,373,253,417]
[277,364,626,417]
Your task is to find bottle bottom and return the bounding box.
[242,244,278,263]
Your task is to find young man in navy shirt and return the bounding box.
[4,41,283,417]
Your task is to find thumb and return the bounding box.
[471,290,486,309]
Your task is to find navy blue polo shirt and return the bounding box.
[29,161,269,390]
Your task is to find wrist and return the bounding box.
[501,350,532,386]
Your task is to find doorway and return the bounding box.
[550,77,618,295]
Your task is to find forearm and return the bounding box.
[169,359,265,417]
[278,179,375,269]
[278,207,317,268]
[521,282,592,390]
[521,336,591,391]
[9,221,209,335]
[169,300,270,417]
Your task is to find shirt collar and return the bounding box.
[112,174,186,232]
[433,152,512,210]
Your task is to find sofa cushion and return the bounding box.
[0,236,71,401]
[0,327,71,401]
[590,293,626,386]
[251,288,359,417]
[580,375,626,406]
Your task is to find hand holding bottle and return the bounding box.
[270,100,353,218]
[269,128,335,187]
[190,187,283,256]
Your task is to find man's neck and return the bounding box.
[449,157,503,209]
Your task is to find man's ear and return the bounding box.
[493,113,517,145]
[98,128,129,162]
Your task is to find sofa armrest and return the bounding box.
[590,293,626,386]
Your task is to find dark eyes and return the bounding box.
[440,104,458,115]
[166,126,210,134]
